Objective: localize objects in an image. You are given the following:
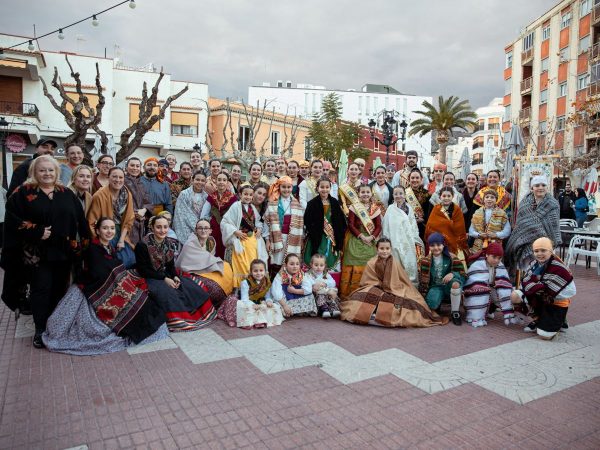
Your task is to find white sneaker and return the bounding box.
[487,313,495,320]
[332,310,341,318]
[471,319,487,328]
[322,311,331,319]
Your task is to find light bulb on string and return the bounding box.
[58,29,65,40]
[92,15,99,26]
[28,40,35,51]
[129,0,136,9]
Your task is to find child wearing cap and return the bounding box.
[463,242,518,328]
[510,237,575,340]
[417,232,466,325]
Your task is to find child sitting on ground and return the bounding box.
[302,253,340,319]
[418,232,466,326]
[271,254,318,317]
[510,237,575,340]
[463,242,518,328]
[217,259,284,329]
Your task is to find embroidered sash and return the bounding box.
[406,187,424,220]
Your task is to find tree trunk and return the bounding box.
[436,133,450,164]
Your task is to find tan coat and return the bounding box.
[87,186,135,246]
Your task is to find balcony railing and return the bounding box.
[0,101,39,118]
[521,47,534,64]
[520,76,533,94]
[588,80,600,97]
[519,106,531,122]
[591,42,600,62]
[593,4,600,24]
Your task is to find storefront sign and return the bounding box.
[6,133,27,153]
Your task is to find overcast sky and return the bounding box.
[3,0,553,108]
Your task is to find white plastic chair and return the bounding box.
[560,219,577,228]
[585,218,600,232]
[566,235,600,275]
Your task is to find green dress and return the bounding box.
[303,205,339,269]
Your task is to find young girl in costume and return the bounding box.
[468,189,511,253]
[302,253,340,319]
[341,238,447,327]
[340,184,382,299]
[417,232,465,326]
[425,187,469,260]
[382,185,424,285]
[217,259,284,329]
[303,177,347,269]
[271,254,318,317]
[220,185,268,289]
[510,237,575,340]
[463,242,518,328]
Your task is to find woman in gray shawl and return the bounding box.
[506,175,561,270]
[124,157,153,246]
[172,171,208,244]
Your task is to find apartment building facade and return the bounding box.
[503,0,595,163]
[0,33,208,182]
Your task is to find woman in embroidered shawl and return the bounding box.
[200,172,237,258]
[170,162,193,208]
[303,177,347,269]
[405,168,431,239]
[135,215,214,332]
[506,175,561,271]
[87,167,136,268]
[469,189,511,253]
[218,259,284,328]
[265,176,304,278]
[271,254,318,317]
[172,170,208,245]
[43,218,168,355]
[511,237,575,340]
[221,185,268,288]
[473,170,511,211]
[175,219,234,307]
[341,238,447,327]
[340,184,383,299]
[338,162,363,215]
[124,157,153,247]
[425,186,469,258]
[382,186,424,285]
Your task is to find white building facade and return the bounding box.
[0,33,208,182]
[248,82,434,168]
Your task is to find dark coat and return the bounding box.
[304,195,347,255]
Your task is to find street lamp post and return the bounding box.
[0,116,9,190]
[368,110,408,167]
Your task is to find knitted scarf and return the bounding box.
[265,196,304,257]
[506,193,561,268]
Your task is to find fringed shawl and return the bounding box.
[470,206,508,252]
[175,235,224,275]
[463,257,512,299]
[505,193,561,269]
[424,204,468,254]
[265,196,304,257]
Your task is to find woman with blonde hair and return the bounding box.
[68,165,94,215]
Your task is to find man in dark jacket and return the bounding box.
[7,138,57,195]
[558,181,576,220]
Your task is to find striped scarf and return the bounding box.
[522,255,573,304]
[470,207,508,252]
[265,197,304,257]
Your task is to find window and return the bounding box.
[505,77,512,94]
[238,125,250,151]
[304,93,309,115]
[541,57,549,72]
[366,96,370,115]
[559,46,570,61]
[522,32,534,51]
[591,63,600,82]
[542,25,551,41]
[578,73,590,90]
[477,119,485,131]
[580,35,591,53]
[358,96,363,115]
[304,138,312,160]
[129,104,160,130]
[504,104,511,122]
[557,116,566,131]
[505,50,513,68]
[561,11,572,29]
[488,118,500,130]
[581,0,592,17]
[559,81,568,97]
[271,131,280,155]
[170,112,198,136]
[540,89,548,104]
[373,97,379,114]
[539,120,547,135]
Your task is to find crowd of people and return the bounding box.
[0,140,577,355]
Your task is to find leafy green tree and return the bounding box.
[308,93,370,166]
[409,95,477,164]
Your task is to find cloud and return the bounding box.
[3,0,551,108]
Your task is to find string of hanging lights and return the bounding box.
[0,0,137,57]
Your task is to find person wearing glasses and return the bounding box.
[92,155,114,194]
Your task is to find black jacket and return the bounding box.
[304,195,347,255]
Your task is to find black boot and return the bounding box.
[32,330,45,349]
[451,311,462,326]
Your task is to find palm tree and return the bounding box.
[409,96,477,164]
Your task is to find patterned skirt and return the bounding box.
[218,297,284,329]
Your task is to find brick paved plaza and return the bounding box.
[0,266,599,450]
